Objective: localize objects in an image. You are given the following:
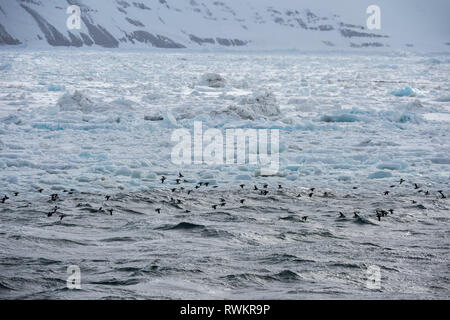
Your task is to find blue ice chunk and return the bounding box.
[320,114,360,123]
[390,86,422,97]
[286,174,298,181]
[48,84,66,92]
[235,174,252,180]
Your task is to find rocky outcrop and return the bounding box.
[0,23,21,45]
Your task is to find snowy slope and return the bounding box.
[0,0,449,51]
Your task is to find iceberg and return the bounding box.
[390,86,424,97]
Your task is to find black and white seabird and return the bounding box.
[400,178,405,185]
[1,195,9,203]
[155,208,161,214]
[47,206,58,217]
[339,212,346,218]
[302,216,308,222]
[376,212,382,221]
[179,172,184,178]
[240,199,245,204]
[212,205,217,210]
[438,190,446,199]
[105,195,110,201]
[161,176,166,183]
[240,184,245,189]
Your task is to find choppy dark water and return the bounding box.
[0,181,449,299]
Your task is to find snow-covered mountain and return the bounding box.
[0,0,449,51]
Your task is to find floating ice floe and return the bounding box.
[214,91,281,120]
[381,110,424,124]
[0,63,12,71]
[112,97,134,107]
[403,99,424,109]
[435,95,450,102]
[368,171,393,179]
[47,84,65,92]
[377,161,408,171]
[320,113,359,123]
[57,90,95,113]
[199,73,226,88]
[1,114,23,125]
[390,86,424,97]
[430,158,450,165]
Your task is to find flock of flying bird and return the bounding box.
[0,172,447,223]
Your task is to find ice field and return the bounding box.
[0,50,449,299]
